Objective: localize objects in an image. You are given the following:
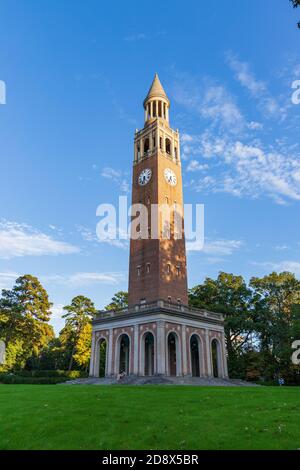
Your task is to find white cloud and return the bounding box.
[274,245,289,251]
[101,167,130,194]
[186,133,300,204]
[201,85,244,130]
[123,33,147,42]
[173,75,245,133]
[77,225,129,250]
[256,261,300,277]
[49,303,65,335]
[187,238,243,254]
[226,53,266,96]
[248,121,263,130]
[0,221,79,259]
[51,303,64,319]
[101,167,121,180]
[43,272,124,287]
[0,272,19,290]
[181,133,194,143]
[68,272,124,286]
[226,53,289,121]
[186,160,209,172]
[294,65,300,76]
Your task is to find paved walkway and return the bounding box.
[63,376,259,386]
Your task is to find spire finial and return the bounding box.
[143,73,169,107]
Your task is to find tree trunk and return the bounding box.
[68,345,76,371]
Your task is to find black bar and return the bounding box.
[0,450,299,465]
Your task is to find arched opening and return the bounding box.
[153,101,156,117]
[211,339,220,378]
[165,138,171,155]
[152,133,156,148]
[168,333,177,376]
[144,137,150,154]
[190,335,200,377]
[98,338,107,377]
[144,332,155,376]
[158,101,162,117]
[119,334,130,374]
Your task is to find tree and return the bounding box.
[105,291,128,311]
[73,322,93,371]
[290,0,300,28]
[0,275,54,370]
[250,271,300,382]
[189,272,255,377]
[62,296,96,370]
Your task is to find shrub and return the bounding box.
[11,370,88,378]
[0,369,88,384]
[0,373,70,384]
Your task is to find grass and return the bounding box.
[0,385,300,450]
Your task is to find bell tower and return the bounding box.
[128,74,188,307]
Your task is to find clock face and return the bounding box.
[138,168,152,186]
[164,168,177,186]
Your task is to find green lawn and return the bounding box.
[0,385,299,450]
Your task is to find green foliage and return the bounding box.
[11,369,87,378]
[0,374,69,384]
[250,271,300,382]
[73,323,93,369]
[189,271,300,383]
[105,291,128,311]
[61,295,96,371]
[189,272,255,378]
[290,0,300,28]
[0,369,88,384]
[0,275,54,371]
[291,0,300,5]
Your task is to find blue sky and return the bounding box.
[0,0,299,333]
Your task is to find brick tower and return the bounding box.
[90,74,228,381]
[128,74,188,306]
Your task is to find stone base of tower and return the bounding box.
[89,300,228,380]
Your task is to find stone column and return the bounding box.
[162,132,166,153]
[156,321,166,375]
[140,138,143,158]
[150,101,153,119]
[221,334,228,378]
[144,106,147,122]
[149,132,153,151]
[134,142,138,162]
[170,137,174,159]
[134,324,139,375]
[205,329,212,377]
[89,332,96,377]
[166,106,169,122]
[156,126,160,152]
[106,329,113,376]
[182,325,188,376]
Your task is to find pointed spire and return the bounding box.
[144,73,169,106]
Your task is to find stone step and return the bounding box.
[62,376,259,387]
